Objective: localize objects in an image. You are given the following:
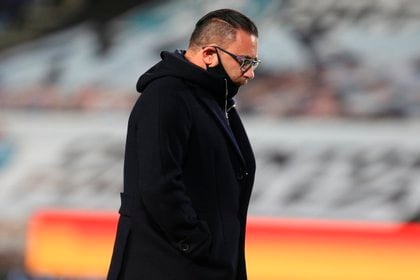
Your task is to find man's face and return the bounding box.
[217,29,259,86]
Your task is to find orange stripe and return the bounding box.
[245,217,420,280]
[25,210,118,277]
[24,211,420,279]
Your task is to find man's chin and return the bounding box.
[239,79,249,86]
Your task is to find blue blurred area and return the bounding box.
[0,139,13,170]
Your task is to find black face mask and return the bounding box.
[206,53,239,98]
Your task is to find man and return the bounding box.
[107,8,259,280]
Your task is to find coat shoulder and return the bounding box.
[143,76,193,98]
[130,76,196,123]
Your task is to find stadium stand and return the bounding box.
[1,0,419,116]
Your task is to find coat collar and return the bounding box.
[137,51,246,165]
[192,90,245,165]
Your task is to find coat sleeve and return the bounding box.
[133,78,211,259]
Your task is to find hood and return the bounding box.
[136,50,238,107]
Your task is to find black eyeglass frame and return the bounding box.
[204,45,261,73]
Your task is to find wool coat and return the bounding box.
[107,51,256,280]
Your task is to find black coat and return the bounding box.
[107,51,256,280]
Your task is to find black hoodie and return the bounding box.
[137,50,237,115]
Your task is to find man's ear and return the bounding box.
[202,47,218,68]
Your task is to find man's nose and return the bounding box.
[243,67,255,80]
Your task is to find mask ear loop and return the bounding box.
[206,49,223,70]
[204,47,217,70]
[214,50,222,68]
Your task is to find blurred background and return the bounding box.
[1,0,420,279]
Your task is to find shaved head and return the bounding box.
[189,9,258,50]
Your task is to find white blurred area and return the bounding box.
[1,0,420,276]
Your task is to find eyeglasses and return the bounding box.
[206,46,261,73]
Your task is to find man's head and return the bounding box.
[185,9,259,86]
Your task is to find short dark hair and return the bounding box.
[189,9,258,49]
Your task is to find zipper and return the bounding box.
[227,102,236,112]
[224,79,229,120]
[223,79,236,118]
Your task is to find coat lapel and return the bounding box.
[194,94,246,164]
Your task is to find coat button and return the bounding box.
[179,242,189,252]
[237,170,248,180]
